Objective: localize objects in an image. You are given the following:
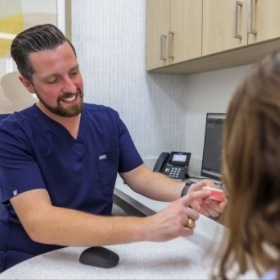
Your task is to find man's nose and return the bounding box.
[62,77,77,93]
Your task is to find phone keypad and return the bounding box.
[164,167,184,179]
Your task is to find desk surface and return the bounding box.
[0,175,258,279]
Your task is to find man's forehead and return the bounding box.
[29,44,77,73]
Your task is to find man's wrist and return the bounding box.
[181,181,192,197]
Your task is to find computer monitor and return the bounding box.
[200,113,226,182]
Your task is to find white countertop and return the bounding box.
[0,215,258,279]
[0,161,258,279]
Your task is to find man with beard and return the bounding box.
[0,24,227,272]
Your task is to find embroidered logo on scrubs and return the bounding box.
[13,190,18,196]
[99,154,107,160]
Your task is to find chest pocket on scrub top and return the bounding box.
[96,150,119,197]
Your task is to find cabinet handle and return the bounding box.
[160,34,167,61]
[168,31,174,59]
[248,0,257,35]
[233,1,242,39]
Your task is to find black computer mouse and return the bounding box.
[79,246,119,268]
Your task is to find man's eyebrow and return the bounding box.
[70,64,80,71]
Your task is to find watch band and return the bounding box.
[181,181,192,197]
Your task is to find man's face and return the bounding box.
[21,42,84,118]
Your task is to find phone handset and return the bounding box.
[153,152,169,173]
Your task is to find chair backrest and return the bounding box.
[0,85,12,106]
[0,86,13,114]
[1,72,37,111]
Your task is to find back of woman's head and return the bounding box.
[218,50,280,279]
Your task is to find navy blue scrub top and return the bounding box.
[0,103,143,271]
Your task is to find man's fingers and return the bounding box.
[189,180,215,191]
[179,188,211,207]
[185,218,196,229]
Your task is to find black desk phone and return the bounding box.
[153,151,191,180]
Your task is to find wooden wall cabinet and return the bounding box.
[146,0,202,70]
[203,0,280,56]
[202,0,248,55]
[146,0,280,74]
[248,0,280,44]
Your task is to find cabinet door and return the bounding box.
[248,0,280,44]
[146,0,170,70]
[170,0,202,64]
[202,0,247,56]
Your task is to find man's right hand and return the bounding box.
[140,187,212,242]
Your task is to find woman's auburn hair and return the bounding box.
[217,50,280,280]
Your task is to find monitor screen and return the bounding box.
[200,113,225,182]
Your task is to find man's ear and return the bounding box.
[19,75,35,93]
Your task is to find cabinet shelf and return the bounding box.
[147,38,280,75]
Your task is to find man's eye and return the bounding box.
[47,79,58,84]
[70,71,78,76]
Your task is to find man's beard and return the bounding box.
[36,89,84,117]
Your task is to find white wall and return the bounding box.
[183,65,252,175]
[72,0,253,175]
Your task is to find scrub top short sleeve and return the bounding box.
[0,117,46,202]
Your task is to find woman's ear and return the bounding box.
[19,76,35,93]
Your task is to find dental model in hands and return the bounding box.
[203,186,226,202]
